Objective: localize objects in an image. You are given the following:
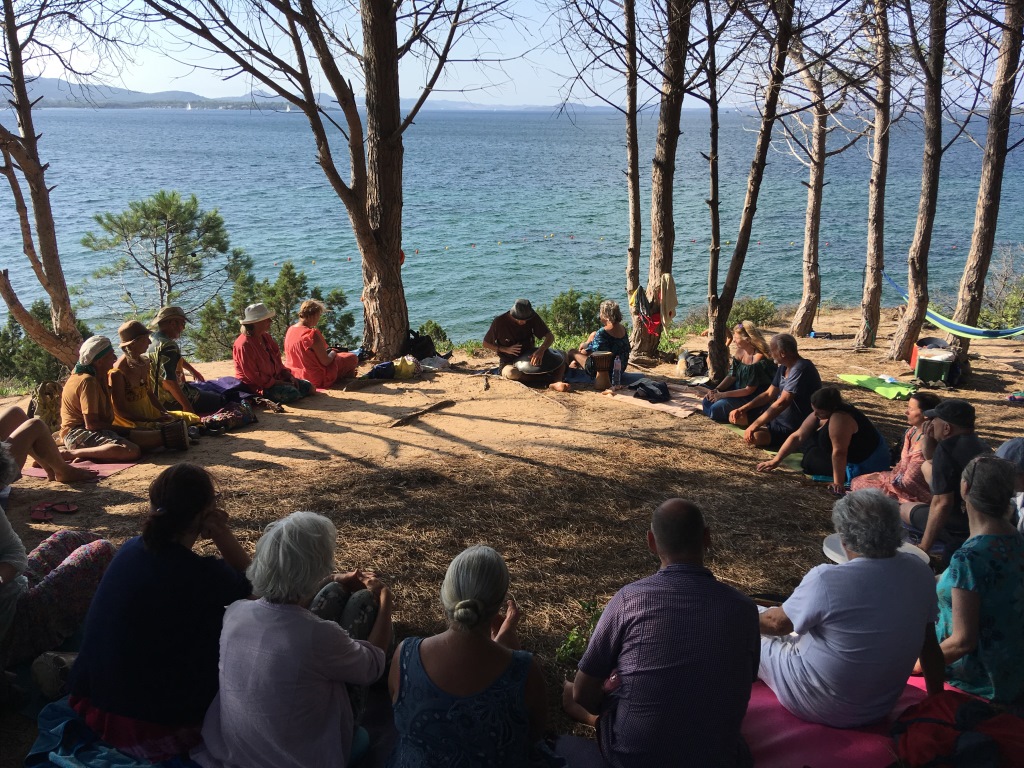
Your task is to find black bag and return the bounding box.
[628,378,671,403]
[402,329,438,361]
[682,349,709,377]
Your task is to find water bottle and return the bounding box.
[612,356,622,387]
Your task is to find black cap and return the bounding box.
[924,399,975,429]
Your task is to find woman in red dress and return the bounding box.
[283,300,358,389]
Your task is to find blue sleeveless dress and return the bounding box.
[388,637,535,767]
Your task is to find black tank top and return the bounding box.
[815,404,880,463]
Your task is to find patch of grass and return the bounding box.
[456,339,483,355]
[555,599,604,664]
[0,376,34,398]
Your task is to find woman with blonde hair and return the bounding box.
[702,321,776,422]
[388,545,562,767]
[284,299,359,389]
[565,299,630,379]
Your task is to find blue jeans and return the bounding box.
[701,390,756,422]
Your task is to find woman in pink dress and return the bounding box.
[850,392,941,504]
[283,300,359,389]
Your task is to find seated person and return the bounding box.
[564,499,759,768]
[928,456,1024,703]
[993,438,1024,531]
[899,399,991,554]
[68,463,251,761]
[729,333,821,448]
[388,545,560,767]
[756,387,888,494]
[759,489,944,727]
[148,306,224,415]
[60,336,171,462]
[0,447,113,672]
[702,321,776,422]
[851,392,941,505]
[0,406,97,484]
[482,298,565,382]
[194,512,393,768]
[564,300,630,379]
[283,299,359,389]
[233,303,313,404]
[109,320,200,429]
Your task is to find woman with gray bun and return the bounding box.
[387,545,562,767]
[926,456,1024,703]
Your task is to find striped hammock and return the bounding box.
[882,271,1024,339]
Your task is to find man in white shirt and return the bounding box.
[758,489,945,727]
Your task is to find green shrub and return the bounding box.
[555,599,604,664]
[727,296,778,328]
[0,300,91,385]
[418,320,453,353]
[537,289,606,341]
[978,248,1024,330]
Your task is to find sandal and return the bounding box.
[51,502,79,514]
[30,503,55,522]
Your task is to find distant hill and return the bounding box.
[22,76,581,112]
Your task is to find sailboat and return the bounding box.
[285,104,292,113]
[186,102,192,111]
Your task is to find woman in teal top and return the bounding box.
[933,456,1024,703]
[565,300,630,378]
[702,321,776,422]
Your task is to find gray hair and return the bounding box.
[440,545,509,631]
[770,333,799,357]
[0,442,18,488]
[962,456,1016,519]
[600,300,623,324]
[247,511,337,603]
[832,489,903,558]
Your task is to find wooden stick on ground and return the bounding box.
[388,399,457,428]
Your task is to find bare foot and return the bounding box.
[52,463,100,484]
[549,382,570,392]
[562,679,599,726]
[491,598,521,649]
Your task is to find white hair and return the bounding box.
[832,489,903,558]
[247,511,336,603]
[440,545,509,631]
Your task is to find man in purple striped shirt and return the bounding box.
[564,499,759,768]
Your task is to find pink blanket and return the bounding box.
[20,460,138,481]
[599,383,703,419]
[555,678,946,768]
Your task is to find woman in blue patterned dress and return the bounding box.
[565,300,630,378]
[927,456,1024,703]
[387,546,563,767]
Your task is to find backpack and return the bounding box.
[682,349,709,377]
[892,691,1024,767]
[27,380,63,435]
[201,400,258,433]
[402,330,437,361]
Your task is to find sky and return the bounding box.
[112,3,581,107]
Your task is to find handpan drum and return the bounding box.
[591,351,614,391]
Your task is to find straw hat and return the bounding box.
[79,336,115,366]
[151,306,187,327]
[118,320,151,347]
[240,303,277,325]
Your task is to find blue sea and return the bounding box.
[2,107,1022,341]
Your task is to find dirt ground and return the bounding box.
[2,307,1022,765]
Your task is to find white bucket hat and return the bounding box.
[240,303,277,325]
[79,335,115,366]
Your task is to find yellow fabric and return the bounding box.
[393,356,421,379]
[110,363,201,429]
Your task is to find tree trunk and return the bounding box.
[709,0,794,367]
[702,0,729,380]
[889,0,946,362]
[359,0,409,359]
[0,0,83,367]
[624,0,643,353]
[854,0,891,349]
[789,91,827,337]
[631,0,691,356]
[947,0,1024,355]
